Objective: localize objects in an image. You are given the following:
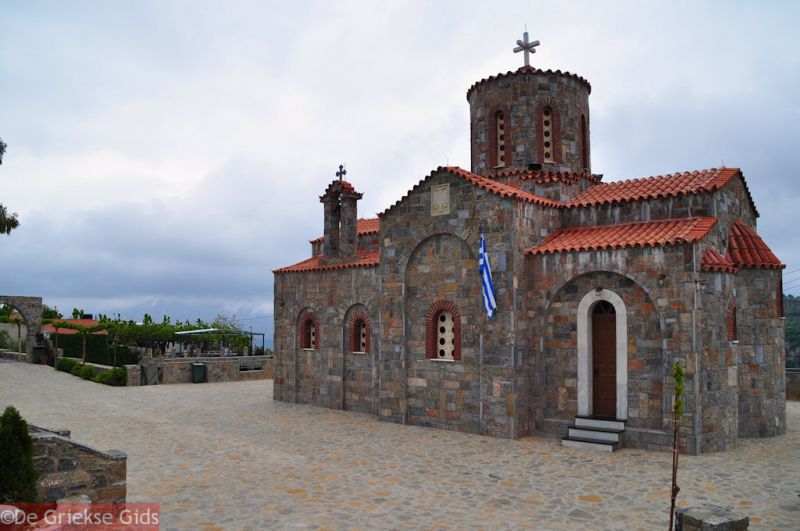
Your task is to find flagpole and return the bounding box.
[479,333,484,432]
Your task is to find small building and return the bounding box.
[272,38,785,453]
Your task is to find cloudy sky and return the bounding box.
[1,1,798,340]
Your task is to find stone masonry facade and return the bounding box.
[30,425,127,504]
[272,59,786,454]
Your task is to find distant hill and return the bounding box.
[786,294,800,368]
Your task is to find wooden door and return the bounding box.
[592,301,617,418]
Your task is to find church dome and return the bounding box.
[467,65,592,176]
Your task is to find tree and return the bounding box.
[0,406,39,503]
[0,137,20,235]
[42,305,62,320]
[52,321,106,364]
[668,362,686,530]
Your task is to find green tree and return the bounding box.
[669,362,686,530]
[0,137,20,235]
[0,406,39,502]
[42,305,62,320]
[53,321,106,364]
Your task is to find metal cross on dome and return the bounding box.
[514,30,540,67]
[336,164,346,181]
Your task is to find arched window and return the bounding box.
[727,300,737,342]
[580,114,588,171]
[347,311,371,353]
[425,301,462,361]
[299,311,319,349]
[541,106,554,162]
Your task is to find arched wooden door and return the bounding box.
[592,301,617,418]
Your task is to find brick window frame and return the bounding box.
[299,310,319,350]
[425,300,462,361]
[488,107,511,168]
[536,101,562,165]
[727,300,737,342]
[347,311,371,353]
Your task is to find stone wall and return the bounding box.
[30,425,126,504]
[378,169,549,438]
[273,266,380,413]
[529,245,695,452]
[139,356,273,385]
[734,268,786,438]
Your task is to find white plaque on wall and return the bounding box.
[431,184,450,216]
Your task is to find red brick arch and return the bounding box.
[347,310,371,353]
[298,309,319,349]
[425,300,462,360]
[488,106,511,168]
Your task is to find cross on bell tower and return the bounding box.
[336,164,346,181]
[513,30,540,67]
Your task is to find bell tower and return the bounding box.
[467,33,592,175]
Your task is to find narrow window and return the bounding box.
[778,276,784,318]
[495,110,506,168]
[300,312,318,349]
[542,107,554,162]
[580,114,588,170]
[727,301,737,342]
[348,312,371,353]
[425,301,462,361]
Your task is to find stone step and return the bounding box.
[568,426,623,443]
[561,436,618,452]
[575,416,625,431]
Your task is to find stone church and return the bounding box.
[272,39,786,453]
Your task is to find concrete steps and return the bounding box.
[561,416,625,452]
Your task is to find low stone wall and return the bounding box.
[30,425,127,504]
[135,356,273,385]
[787,369,800,401]
[0,348,27,361]
[125,364,140,387]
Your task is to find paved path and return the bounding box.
[1,362,798,530]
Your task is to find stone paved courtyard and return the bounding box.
[1,361,798,530]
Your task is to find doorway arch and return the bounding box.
[0,295,43,361]
[576,288,627,420]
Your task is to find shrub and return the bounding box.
[79,365,95,380]
[55,357,78,373]
[70,364,82,376]
[92,367,127,386]
[0,406,39,502]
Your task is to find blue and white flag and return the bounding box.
[479,229,497,319]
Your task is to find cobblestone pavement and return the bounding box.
[1,362,798,530]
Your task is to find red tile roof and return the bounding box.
[381,166,559,217]
[566,167,758,216]
[526,217,718,255]
[727,220,784,270]
[466,66,591,100]
[274,249,380,274]
[310,218,380,244]
[488,168,602,185]
[43,319,107,335]
[700,248,738,273]
[321,179,361,197]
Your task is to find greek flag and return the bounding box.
[479,229,497,319]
